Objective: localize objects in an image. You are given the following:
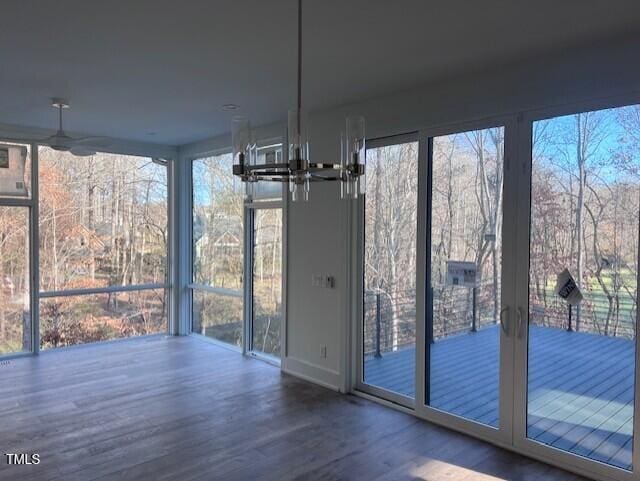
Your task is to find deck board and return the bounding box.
[364,325,635,470]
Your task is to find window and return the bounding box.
[250,207,283,358]
[190,143,284,358]
[0,142,32,355]
[191,152,244,347]
[38,147,168,348]
[0,143,30,198]
[40,289,167,346]
[0,207,31,354]
[427,127,505,427]
[249,144,285,202]
[362,139,419,399]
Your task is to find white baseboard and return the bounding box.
[282,356,342,392]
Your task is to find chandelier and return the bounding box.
[231,0,366,202]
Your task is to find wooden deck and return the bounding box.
[364,325,635,470]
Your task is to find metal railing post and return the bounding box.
[375,293,382,358]
[428,287,434,344]
[567,304,572,332]
[471,287,477,332]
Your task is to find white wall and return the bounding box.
[179,34,640,392]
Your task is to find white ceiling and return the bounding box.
[0,0,639,146]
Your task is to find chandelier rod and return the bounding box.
[297,0,302,131]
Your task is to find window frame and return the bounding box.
[245,199,285,366]
[35,148,173,349]
[511,95,640,481]
[0,141,38,359]
[187,141,287,364]
[414,116,517,449]
[354,131,420,408]
[0,141,174,359]
[188,147,244,352]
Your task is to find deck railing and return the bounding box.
[363,290,416,357]
[364,285,499,357]
[529,293,636,339]
[364,284,637,357]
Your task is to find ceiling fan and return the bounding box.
[9,98,111,156]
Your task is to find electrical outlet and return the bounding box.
[320,346,327,358]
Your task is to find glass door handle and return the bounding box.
[516,307,525,338]
[500,307,510,337]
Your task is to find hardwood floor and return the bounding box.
[0,335,588,481]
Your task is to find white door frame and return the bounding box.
[413,115,518,448]
[244,198,285,366]
[511,94,640,481]
[354,132,420,409]
[349,93,640,481]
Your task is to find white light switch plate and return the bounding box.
[311,274,334,289]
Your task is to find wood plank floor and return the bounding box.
[0,334,589,481]
[364,325,634,470]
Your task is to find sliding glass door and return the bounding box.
[514,102,640,479]
[412,120,518,447]
[357,135,418,405]
[425,127,507,429]
[357,126,516,427]
[355,102,640,480]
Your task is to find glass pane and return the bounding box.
[0,143,31,198]
[428,128,505,427]
[192,289,243,348]
[0,207,30,354]
[40,289,167,349]
[192,153,243,287]
[363,141,418,398]
[528,106,638,470]
[251,143,284,201]
[252,208,282,358]
[192,153,244,346]
[38,148,167,292]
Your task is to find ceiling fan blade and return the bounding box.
[0,133,49,144]
[70,145,96,157]
[73,136,112,147]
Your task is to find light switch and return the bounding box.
[311,274,334,289]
